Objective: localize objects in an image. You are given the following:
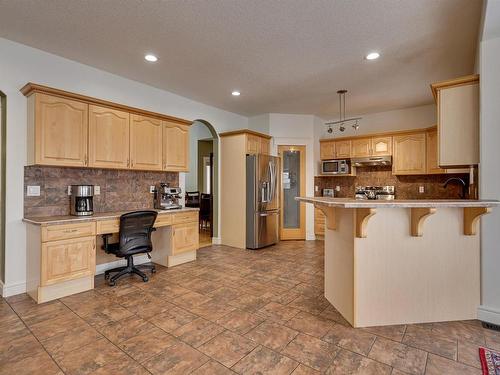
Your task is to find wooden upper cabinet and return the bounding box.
[163,122,189,171]
[130,114,163,170]
[335,140,351,158]
[371,136,392,156]
[88,105,130,169]
[31,93,88,167]
[426,129,442,174]
[393,132,426,175]
[320,141,335,160]
[260,137,271,155]
[246,134,261,154]
[351,138,371,157]
[432,75,479,167]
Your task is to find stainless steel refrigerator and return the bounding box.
[246,154,280,249]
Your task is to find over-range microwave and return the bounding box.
[321,159,350,175]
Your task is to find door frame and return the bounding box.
[277,145,306,240]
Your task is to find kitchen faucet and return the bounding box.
[443,177,467,199]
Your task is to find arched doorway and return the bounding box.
[184,119,219,247]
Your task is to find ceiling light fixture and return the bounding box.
[325,90,362,134]
[144,54,158,62]
[365,52,380,60]
[231,91,241,96]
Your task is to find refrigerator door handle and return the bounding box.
[258,210,279,217]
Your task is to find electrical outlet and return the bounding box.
[315,185,319,192]
[27,185,40,197]
[335,185,341,192]
[94,186,100,195]
[150,185,156,193]
[419,186,425,194]
[67,186,72,195]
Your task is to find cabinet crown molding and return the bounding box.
[430,74,479,101]
[319,126,437,143]
[219,129,272,139]
[20,82,192,126]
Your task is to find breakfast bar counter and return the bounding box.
[297,197,499,327]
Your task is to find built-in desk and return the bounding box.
[23,208,199,303]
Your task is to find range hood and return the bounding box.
[351,156,392,167]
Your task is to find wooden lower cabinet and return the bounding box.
[314,208,325,237]
[172,222,199,255]
[41,236,96,286]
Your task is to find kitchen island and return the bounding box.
[297,197,499,327]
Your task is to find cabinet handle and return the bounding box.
[84,154,88,166]
[127,158,130,167]
[131,159,134,167]
[63,229,78,233]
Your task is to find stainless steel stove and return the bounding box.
[355,186,395,200]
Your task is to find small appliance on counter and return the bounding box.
[153,183,183,210]
[321,159,350,175]
[70,185,94,216]
[323,188,335,197]
[355,186,395,200]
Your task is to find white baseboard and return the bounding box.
[211,237,222,245]
[1,280,27,297]
[95,255,150,275]
[478,305,500,325]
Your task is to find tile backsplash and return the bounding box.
[315,166,469,199]
[24,166,178,217]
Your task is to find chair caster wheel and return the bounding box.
[104,273,110,280]
[108,280,116,286]
[142,276,149,282]
[151,268,156,274]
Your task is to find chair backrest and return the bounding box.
[185,191,200,207]
[118,211,158,256]
[200,194,211,216]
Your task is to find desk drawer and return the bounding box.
[42,222,96,242]
[155,214,173,227]
[96,219,119,235]
[172,211,198,224]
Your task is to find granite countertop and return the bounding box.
[23,207,199,225]
[296,197,500,208]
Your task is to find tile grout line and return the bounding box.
[5,300,67,375]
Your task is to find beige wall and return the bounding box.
[0,94,5,283]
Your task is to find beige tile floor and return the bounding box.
[1,240,498,374]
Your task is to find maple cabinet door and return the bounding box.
[130,114,163,170]
[163,122,189,171]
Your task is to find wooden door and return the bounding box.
[371,136,392,156]
[246,134,261,154]
[41,236,96,286]
[351,138,371,157]
[393,133,426,175]
[320,141,335,160]
[130,114,163,170]
[335,140,351,158]
[172,223,199,255]
[163,122,189,171]
[88,105,130,169]
[34,93,88,167]
[278,145,306,240]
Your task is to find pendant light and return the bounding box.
[325,90,361,133]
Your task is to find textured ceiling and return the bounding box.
[0,0,482,117]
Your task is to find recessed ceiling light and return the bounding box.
[365,52,380,60]
[231,91,241,96]
[144,54,158,62]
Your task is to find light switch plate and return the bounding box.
[27,185,40,197]
[314,185,319,192]
[67,186,72,195]
[150,186,156,193]
[94,185,100,195]
[335,186,341,192]
[419,186,425,193]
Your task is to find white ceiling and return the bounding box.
[0,0,482,118]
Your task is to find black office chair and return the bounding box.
[102,210,158,286]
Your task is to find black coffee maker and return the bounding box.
[70,185,94,216]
